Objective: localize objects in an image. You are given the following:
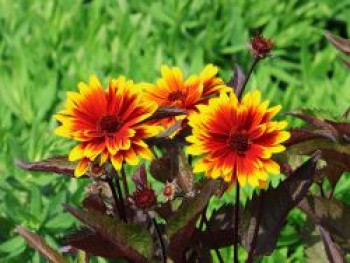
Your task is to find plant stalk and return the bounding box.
[233,54,262,263]
[151,217,167,263]
[201,212,224,263]
[246,192,265,263]
[237,57,260,100]
[114,173,128,223]
[106,176,123,220]
[121,164,130,196]
[234,184,240,263]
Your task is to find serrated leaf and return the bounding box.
[16,156,89,178]
[65,205,152,262]
[16,226,67,263]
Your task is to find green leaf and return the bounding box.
[45,213,75,229]
[0,236,26,254]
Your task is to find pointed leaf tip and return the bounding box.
[16,225,67,263]
[15,156,89,178]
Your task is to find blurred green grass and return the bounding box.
[0,0,350,262]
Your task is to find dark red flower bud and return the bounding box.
[250,34,274,58]
[132,187,157,210]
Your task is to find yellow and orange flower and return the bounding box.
[142,64,230,129]
[186,90,290,188]
[55,75,161,177]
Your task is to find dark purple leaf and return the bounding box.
[64,228,124,259]
[156,120,183,138]
[244,151,320,255]
[142,106,186,123]
[197,204,238,249]
[150,144,179,185]
[285,128,326,147]
[318,226,346,263]
[131,164,148,187]
[183,240,213,263]
[228,65,246,96]
[15,156,89,178]
[64,205,152,262]
[317,164,345,189]
[155,201,174,220]
[150,157,175,183]
[166,180,216,262]
[299,195,350,249]
[286,111,339,141]
[325,31,350,55]
[325,121,350,139]
[82,193,107,214]
[177,151,194,194]
[203,153,320,254]
[16,226,67,263]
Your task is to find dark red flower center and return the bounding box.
[228,132,250,155]
[167,90,184,102]
[133,187,157,209]
[98,115,123,134]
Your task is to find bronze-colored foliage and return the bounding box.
[16,226,67,263]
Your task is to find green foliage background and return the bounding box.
[0,0,350,262]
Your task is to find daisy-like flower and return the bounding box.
[55,75,161,177]
[186,90,290,188]
[142,64,230,129]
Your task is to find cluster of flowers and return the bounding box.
[55,54,289,191]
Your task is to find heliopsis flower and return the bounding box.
[142,64,230,129]
[186,90,290,188]
[54,75,161,177]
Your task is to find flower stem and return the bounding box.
[151,217,166,263]
[121,164,129,196]
[106,176,123,220]
[237,57,260,100]
[114,172,128,223]
[233,54,261,263]
[234,184,240,263]
[246,192,265,263]
[201,210,224,263]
